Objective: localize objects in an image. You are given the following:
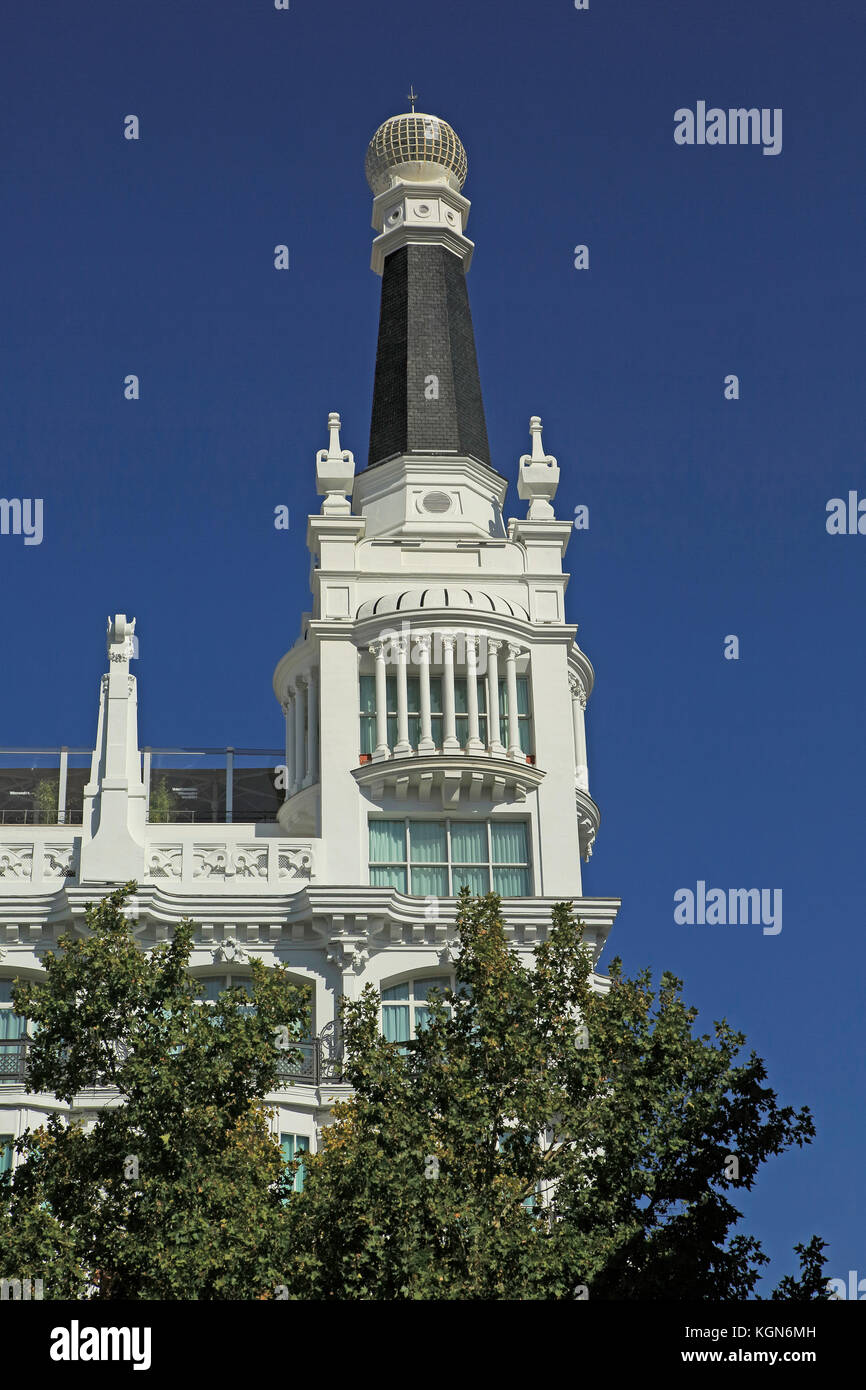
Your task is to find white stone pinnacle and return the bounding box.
[517,416,560,519]
[316,411,355,514]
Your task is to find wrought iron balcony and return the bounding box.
[0,1022,344,1090]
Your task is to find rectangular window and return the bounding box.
[0,1135,13,1176]
[369,819,531,896]
[499,677,533,756]
[359,673,376,755]
[280,1133,310,1193]
[0,980,26,1041]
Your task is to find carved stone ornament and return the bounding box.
[215,938,247,964]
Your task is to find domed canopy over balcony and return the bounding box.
[356,588,529,621]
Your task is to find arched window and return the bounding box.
[192,973,314,1036]
[381,975,454,1044]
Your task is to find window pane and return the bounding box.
[519,720,532,755]
[407,676,420,713]
[411,865,449,896]
[455,715,468,746]
[386,674,397,711]
[454,677,468,714]
[360,716,375,755]
[387,715,397,748]
[498,679,508,718]
[369,820,406,862]
[430,678,443,714]
[414,1005,431,1033]
[453,865,489,894]
[370,865,408,891]
[477,680,487,713]
[382,1004,410,1042]
[359,673,376,715]
[408,715,421,747]
[516,677,530,716]
[451,822,486,863]
[430,714,443,747]
[0,1137,13,1175]
[493,866,531,896]
[0,982,16,1004]
[410,822,447,862]
[414,978,451,1000]
[0,1011,26,1041]
[491,822,528,864]
[382,982,410,1001]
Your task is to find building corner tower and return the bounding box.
[273,104,620,974]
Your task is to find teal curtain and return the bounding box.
[451,822,486,863]
[453,865,489,894]
[0,1010,26,1041]
[280,1133,310,1193]
[516,677,530,715]
[0,1136,13,1175]
[382,982,411,1043]
[491,822,528,863]
[493,866,531,896]
[409,821,446,862]
[414,978,451,1000]
[370,865,407,891]
[382,1004,410,1042]
[369,820,406,862]
[411,865,448,896]
[359,673,376,714]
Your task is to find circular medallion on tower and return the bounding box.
[365,112,468,195]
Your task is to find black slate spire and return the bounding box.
[364,110,492,471]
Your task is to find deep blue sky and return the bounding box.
[1,0,863,1293]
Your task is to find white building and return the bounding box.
[0,109,620,1176]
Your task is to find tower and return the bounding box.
[0,106,619,1162]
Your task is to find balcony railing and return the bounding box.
[0,1026,345,1089]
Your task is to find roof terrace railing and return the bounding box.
[0,748,285,827]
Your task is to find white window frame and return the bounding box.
[368,817,533,896]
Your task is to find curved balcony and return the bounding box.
[353,750,544,807]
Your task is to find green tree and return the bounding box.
[147,777,176,825]
[0,884,309,1299]
[285,892,827,1300]
[32,777,58,824]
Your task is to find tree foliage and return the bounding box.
[0,886,828,1300]
[285,892,827,1300]
[0,884,309,1299]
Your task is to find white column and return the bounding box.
[505,643,522,759]
[58,746,69,824]
[465,634,483,754]
[305,669,319,785]
[394,635,412,756]
[417,633,434,753]
[294,676,306,790]
[486,641,505,756]
[369,642,390,761]
[442,634,459,753]
[570,674,589,791]
[284,697,295,797]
